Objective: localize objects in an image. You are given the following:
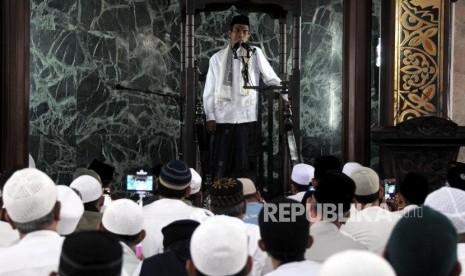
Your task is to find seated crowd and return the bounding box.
[0,156,465,276]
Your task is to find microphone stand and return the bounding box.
[115,84,184,160]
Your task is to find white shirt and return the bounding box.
[340,206,401,253]
[288,192,306,203]
[458,243,465,276]
[265,260,320,276]
[203,46,281,124]
[305,221,367,263]
[121,242,141,276]
[245,223,268,276]
[141,198,212,257]
[0,230,64,276]
[0,221,19,251]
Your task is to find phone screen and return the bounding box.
[126,175,154,191]
[384,179,396,200]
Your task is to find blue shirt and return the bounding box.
[243,202,263,225]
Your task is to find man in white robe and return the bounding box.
[203,14,282,179]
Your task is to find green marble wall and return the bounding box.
[29,0,344,186]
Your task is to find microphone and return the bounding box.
[233,42,241,51]
[232,42,240,59]
[241,42,251,51]
[114,84,126,90]
[241,43,255,59]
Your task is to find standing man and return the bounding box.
[203,14,282,179]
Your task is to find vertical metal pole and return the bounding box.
[279,19,289,195]
[179,4,186,160]
[183,2,196,167]
[291,9,301,162]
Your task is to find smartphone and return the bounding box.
[384,178,396,200]
[126,174,154,192]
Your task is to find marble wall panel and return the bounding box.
[30,0,344,187]
[299,0,344,161]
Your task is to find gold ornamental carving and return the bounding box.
[394,0,444,124]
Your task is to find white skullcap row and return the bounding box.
[190,168,202,194]
[425,186,465,234]
[190,216,248,276]
[28,154,36,169]
[3,168,57,223]
[291,163,314,185]
[239,178,256,196]
[57,185,84,235]
[318,250,395,276]
[350,167,380,196]
[342,162,363,176]
[70,175,102,203]
[102,199,144,236]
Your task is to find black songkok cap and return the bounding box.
[88,159,115,184]
[314,170,355,214]
[313,155,342,180]
[162,219,200,249]
[399,171,429,205]
[58,231,123,276]
[447,161,465,191]
[258,197,309,255]
[230,14,249,30]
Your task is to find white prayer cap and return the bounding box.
[291,163,314,185]
[425,186,465,234]
[57,185,84,235]
[342,162,363,176]
[190,168,202,194]
[318,250,396,276]
[239,178,256,196]
[28,154,36,168]
[190,216,248,276]
[102,199,144,236]
[3,168,57,223]
[350,167,380,196]
[70,175,102,203]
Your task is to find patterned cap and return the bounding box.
[3,168,57,223]
[425,187,465,234]
[159,160,192,190]
[209,178,244,207]
[102,199,144,236]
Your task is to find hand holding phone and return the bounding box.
[384,178,396,201]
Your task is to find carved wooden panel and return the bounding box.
[394,0,446,124]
